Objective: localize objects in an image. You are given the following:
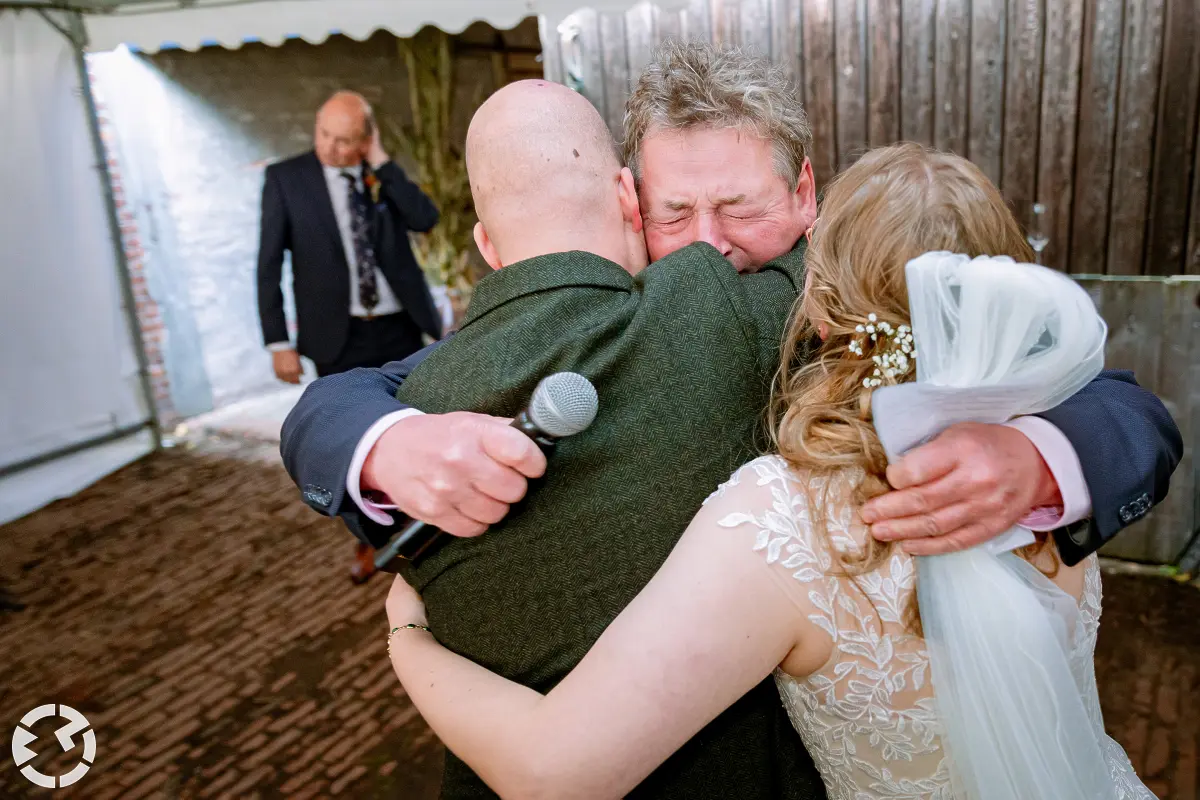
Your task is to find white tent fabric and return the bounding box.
[0,8,153,525]
[84,0,687,53]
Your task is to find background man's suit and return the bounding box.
[256,151,443,376]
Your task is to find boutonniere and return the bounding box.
[364,171,382,205]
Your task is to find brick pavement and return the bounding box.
[1096,571,1199,800]
[0,440,441,799]
[1,440,1196,798]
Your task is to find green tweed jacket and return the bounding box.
[396,241,825,800]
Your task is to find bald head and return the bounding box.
[315,90,373,168]
[468,80,642,269]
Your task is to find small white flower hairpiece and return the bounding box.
[847,313,916,388]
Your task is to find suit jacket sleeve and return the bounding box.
[256,165,291,346]
[1037,369,1183,565]
[281,339,447,546]
[375,161,439,233]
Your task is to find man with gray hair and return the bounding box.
[623,41,816,272]
[257,90,445,581]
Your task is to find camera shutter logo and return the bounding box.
[11,704,97,789]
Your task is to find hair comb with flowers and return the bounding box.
[848,313,916,388]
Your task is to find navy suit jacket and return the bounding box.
[282,336,1181,567]
[256,151,443,365]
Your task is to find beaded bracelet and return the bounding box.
[388,623,431,656]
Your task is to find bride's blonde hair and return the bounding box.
[771,143,1037,630]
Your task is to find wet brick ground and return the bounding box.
[1,440,1196,798]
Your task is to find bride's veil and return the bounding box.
[871,253,1122,799]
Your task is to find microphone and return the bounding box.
[373,372,599,570]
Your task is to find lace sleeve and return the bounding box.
[699,456,848,644]
[704,456,836,583]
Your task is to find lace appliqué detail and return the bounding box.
[710,456,1152,800]
[712,456,950,799]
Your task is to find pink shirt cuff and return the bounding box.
[1004,416,1092,531]
[346,408,423,525]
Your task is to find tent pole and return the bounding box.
[0,423,152,482]
[67,10,163,450]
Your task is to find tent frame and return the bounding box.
[0,2,161,482]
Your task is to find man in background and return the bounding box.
[257,90,443,582]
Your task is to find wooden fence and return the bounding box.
[1078,276,1199,564]
[539,2,1200,564]
[540,0,1200,277]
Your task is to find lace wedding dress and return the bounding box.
[704,455,1153,800]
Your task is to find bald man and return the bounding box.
[286,80,823,798]
[257,90,444,580]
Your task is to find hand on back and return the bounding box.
[861,422,1057,555]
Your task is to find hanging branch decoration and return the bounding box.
[385,28,485,312]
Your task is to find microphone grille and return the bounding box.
[528,372,599,438]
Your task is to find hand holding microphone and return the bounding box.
[362,412,546,538]
[372,373,599,568]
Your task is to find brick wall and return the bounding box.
[89,65,177,424]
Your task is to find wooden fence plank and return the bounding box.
[1035,0,1085,270]
[1089,277,1200,562]
[624,3,658,79]
[1070,0,1124,275]
[866,0,900,146]
[834,0,868,167]
[681,0,714,41]
[935,0,970,156]
[1149,280,1198,562]
[1002,0,1046,230]
[538,14,564,84]
[1106,0,1165,275]
[1145,0,1200,275]
[900,0,935,144]
[802,0,838,184]
[771,0,803,93]
[739,0,774,55]
[656,4,683,43]
[712,0,739,46]
[553,9,609,125]
[1190,115,1200,274]
[598,12,630,136]
[968,0,1007,186]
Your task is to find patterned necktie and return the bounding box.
[341,171,379,313]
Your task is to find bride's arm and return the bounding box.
[386,478,812,799]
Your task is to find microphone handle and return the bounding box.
[373,517,441,570]
[373,412,558,571]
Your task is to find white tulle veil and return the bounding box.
[871,252,1147,799]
